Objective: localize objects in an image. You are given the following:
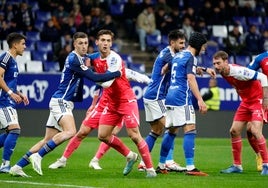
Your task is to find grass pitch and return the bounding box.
[0,137,267,188]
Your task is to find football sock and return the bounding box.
[107,135,130,157]
[166,139,175,162]
[160,132,176,163]
[3,129,20,161]
[63,135,82,158]
[137,140,153,168]
[184,130,196,168]
[145,131,159,152]
[231,137,242,165]
[38,140,57,157]
[0,132,8,148]
[95,142,111,160]
[17,151,32,168]
[257,136,268,163]
[247,131,259,153]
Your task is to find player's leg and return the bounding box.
[10,126,59,177]
[90,126,122,170]
[0,107,21,173]
[246,122,262,171]
[220,121,245,174]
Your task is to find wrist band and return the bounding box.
[202,67,207,72]
[7,90,13,95]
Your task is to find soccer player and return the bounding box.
[138,30,187,172]
[156,32,215,176]
[9,32,121,177]
[48,70,150,170]
[246,51,268,171]
[213,51,268,175]
[93,29,156,177]
[0,33,29,173]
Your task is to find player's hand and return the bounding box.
[207,68,216,79]
[161,63,169,75]
[10,93,23,104]
[198,100,207,114]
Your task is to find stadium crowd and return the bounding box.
[0,0,268,70]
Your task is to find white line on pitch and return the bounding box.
[0,180,102,188]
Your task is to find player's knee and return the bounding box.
[8,128,21,135]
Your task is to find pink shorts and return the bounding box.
[99,100,140,128]
[234,102,263,122]
[82,107,123,129]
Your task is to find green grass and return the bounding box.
[0,137,268,188]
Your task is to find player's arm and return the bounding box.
[71,61,121,82]
[0,66,22,104]
[125,68,151,84]
[197,67,216,78]
[87,85,101,114]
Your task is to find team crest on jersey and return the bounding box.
[80,64,88,71]
[243,69,251,77]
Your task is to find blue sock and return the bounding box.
[160,132,176,163]
[183,130,196,166]
[0,133,8,148]
[3,129,20,161]
[145,132,159,152]
[38,140,57,157]
[166,140,175,161]
[17,151,32,168]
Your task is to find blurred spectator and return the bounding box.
[226,0,240,22]
[41,19,60,43]
[182,16,194,40]
[198,0,214,25]
[0,12,9,40]
[60,16,77,36]
[61,0,74,13]
[154,0,172,14]
[194,17,211,39]
[79,0,93,16]
[169,7,183,30]
[37,0,59,12]
[91,7,104,32]
[136,4,161,51]
[224,23,245,56]
[244,24,263,55]
[70,3,83,28]
[60,33,73,48]
[183,7,198,26]
[58,44,72,71]
[238,0,255,17]
[261,29,268,51]
[122,0,140,40]
[202,78,221,111]
[155,7,173,35]
[14,2,34,32]
[4,3,16,23]
[139,0,154,13]
[212,0,229,25]
[98,14,117,38]
[52,4,69,28]
[77,14,96,44]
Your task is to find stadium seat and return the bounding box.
[31,51,47,62]
[1,40,8,51]
[232,16,247,27]
[228,25,244,34]
[16,51,31,73]
[26,40,36,51]
[36,41,53,53]
[43,61,60,72]
[109,3,124,16]
[161,35,169,46]
[128,62,145,73]
[146,34,161,48]
[120,54,133,67]
[34,20,44,31]
[234,55,251,66]
[247,16,263,27]
[35,10,51,22]
[26,60,43,73]
[209,36,225,49]
[212,25,228,38]
[26,31,40,42]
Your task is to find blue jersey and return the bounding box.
[52,51,120,102]
[0,52,18,108]
[247,51,268,75]
[165,50,197,106]
[143,47,174,100]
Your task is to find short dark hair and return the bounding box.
[96,29,114,40]
[73,32,88,41]
[6,32,26,48]
[168,29,185,44]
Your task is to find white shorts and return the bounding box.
[165,105,195,128]
[0,107,19,129]
[46,98,74,131]
[143,98,166,122]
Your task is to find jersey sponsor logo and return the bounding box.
[18,80,48,102]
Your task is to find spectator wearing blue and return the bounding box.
[244,24,263,56]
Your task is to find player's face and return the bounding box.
[15,39,26,56]
[95,34,112,57]
[74,38,89,56]
[213,57,227,74]
[173,38,186,52]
